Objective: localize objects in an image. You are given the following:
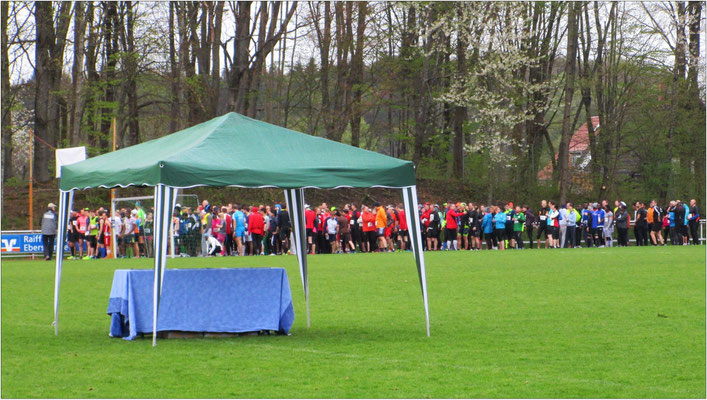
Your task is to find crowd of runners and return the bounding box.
[48,196,701,260]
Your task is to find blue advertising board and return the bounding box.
[1,232,70,254]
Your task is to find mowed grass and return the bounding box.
[1,246,705,398]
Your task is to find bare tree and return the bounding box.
[33,1,71,182]
[1,1,12,182]
[557,2,579,204]
[228,1,296,117]
[349,2,366,147]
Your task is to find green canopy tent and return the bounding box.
[54,112,429,345]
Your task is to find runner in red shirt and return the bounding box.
[224,209,233,256]
[305,205,316,254]
[248,207,265,255]
[361,206,376,253]
[445,203,464,250]
[385,205,397,251]
[396,203,409,251]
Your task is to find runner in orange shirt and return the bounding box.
[375,201,388,252]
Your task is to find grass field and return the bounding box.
[2,246,705,398]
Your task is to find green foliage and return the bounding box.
[2,248,704,397]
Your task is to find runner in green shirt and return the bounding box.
[513,205,525,249]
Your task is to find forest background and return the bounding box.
[1,1,705,229]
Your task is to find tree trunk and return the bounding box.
[123,1,139,146]
[1,1,12,181]
[83,2,100,146]
[453,12,467,178]
[687,1,702,105]
[33,1,71,182]
[68,2,86,146]
[210,1,225,117]
[169,2,180,132]
[100,1,118,151]
[314,2,332,137]
[349,2,367,148]
[231,1,251,113]
[557,2,579,204]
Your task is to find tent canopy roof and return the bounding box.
[59,112,415,191]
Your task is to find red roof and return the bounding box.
[537,117,600,180]
[568,116,600,153]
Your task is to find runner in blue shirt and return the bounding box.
[234,205,246,256]
[582,204,595,247]
[493,206,507,250]
[592,203,605,247]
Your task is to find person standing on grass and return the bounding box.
[41,203,58,261]
[662,211,671,245]
[374,202,388,252]
[681,200,690,245]
[122,210,137,258]
[76,209,88,258]
[688,199,700,245]
[513,205,525,249]
[546,201,559,249]
[84,209,99,259]
[603,205,614,247]
[666,201,678,245]
[326,210,339,253]
[673,201,686,245]
[523,206,535,249]
[574,207,583,247]
[66,211,79,259]
[636,202,649,246]
[581,203,594,248]
[494,204,507,250]
[646,200,656,244]
[385,205,397,252]
[248,207,265,255]
[480,207,494,250]
[96,210,109,258]
[615,205,629,246]
[277,203,291,254]
[359,205,373,253]
[396,203,409,252]
[444,203,464,251]
[649,200,665,246]
[117,210,126,257]
[233,205,246,256]
[565,203,576,248]
[337,209,355,253]
[114,210,124,258]
[593,203,606,248]
[536,200,549,249]
[474,204,484,250]
[222,206,233,256]
[558,204,569,248]
[305,204,316,254]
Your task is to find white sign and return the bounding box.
[55,146,86,178]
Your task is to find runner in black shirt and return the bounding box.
[523,206,535,248]
[688,199,700,245]
[535,200,549,249]
[459,205,470,250]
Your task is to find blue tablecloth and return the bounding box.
[107,268,295,340]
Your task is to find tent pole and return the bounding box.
[152,185,177,346]
[152,185,161,346]
[53,190,73,335]
[410,186,430,337]
[285,188,310,327]
[403,186,430,337]
[169,189,179,259]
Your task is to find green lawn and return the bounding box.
[2,246,705,398]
